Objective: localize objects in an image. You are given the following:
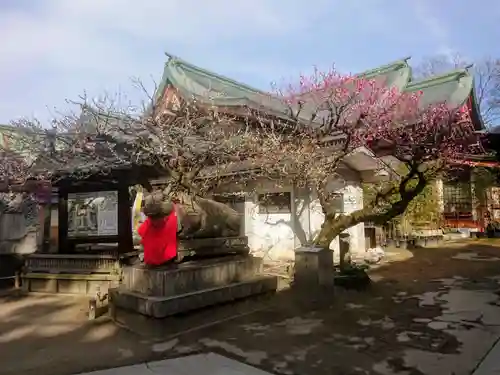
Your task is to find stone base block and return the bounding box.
[294,247,335,288]
[109,275,278,318]
[22,273,120,295]
[413,235,444,248]
[122,255,262,297]
[177,236,249,260]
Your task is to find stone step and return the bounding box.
[111,291,277,339]
[109,275,278,318]
[122,255,262,297]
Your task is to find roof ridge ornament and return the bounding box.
[164,51,179,62]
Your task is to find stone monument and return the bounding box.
[109,189,278,321]
[133,189,250,260]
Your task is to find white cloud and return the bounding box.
[0,0,327,75]
[0,0,461,123]
[412,0,455,60]
[0,0,338,121]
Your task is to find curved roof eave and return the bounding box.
[403,67,475,109]
[469,83,485,131]
[155,54,268,102]
[155,54,413,113]
[155,54,483,127]
[356,57,412,92]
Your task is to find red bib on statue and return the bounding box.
[137,212,178,266]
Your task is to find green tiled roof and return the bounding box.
[404,67,475,110]
[0,124,69,164]
[156,54,412,122]
[357,57,411,89]
[155,53,480,122]
[156,54,292,120]
[0,124,33,154]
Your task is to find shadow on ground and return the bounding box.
[2,239,500,375]
[0,293,153,375]
[148,240,500,375]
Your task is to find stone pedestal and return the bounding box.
[122,256,261,297]
[176,236,250,261]
[413,235,444,248]
[110,255,278,319]
[294,247,334,288]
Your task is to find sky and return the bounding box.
[0,0,498,124]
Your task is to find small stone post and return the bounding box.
[338,233,351,270]
[294,246,334,289]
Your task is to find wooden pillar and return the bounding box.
[34,182,53,253]
[57,189,69,254]
[40,204,52,253]
[36,204,45,252]
[117,187,132,253]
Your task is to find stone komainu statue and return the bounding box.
[141,190,242,239]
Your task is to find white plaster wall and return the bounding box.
[342,183,365,256]
[308,188,337,251]
[219,175,366,261]
[293,186,313,247]
[241,180,296,260]
[244,198,297,260]
[308,180,366,261]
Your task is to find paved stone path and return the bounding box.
[3,240,500,375]
[151,277,500,375]
[472,337,500,374]
[152,243,500,374]
[80,353,275,375]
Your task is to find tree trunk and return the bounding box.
[313,171,429,262]
[313,209,372,250]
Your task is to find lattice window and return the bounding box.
[258,192,291,214]
[325,193,344,214]
[213,194,246,214]
[443,183,472,215]
[490,187,500,209]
